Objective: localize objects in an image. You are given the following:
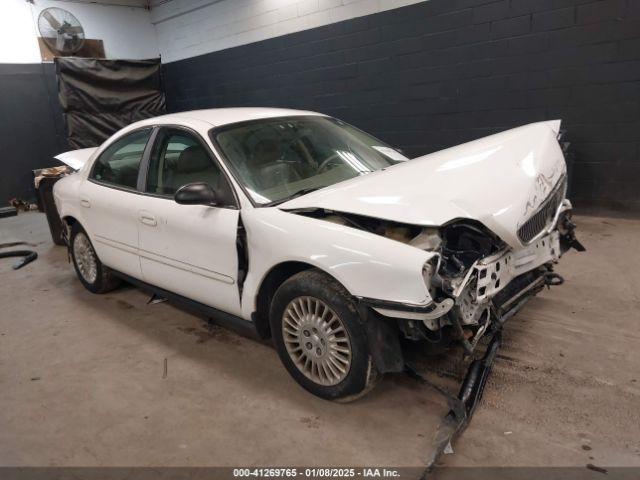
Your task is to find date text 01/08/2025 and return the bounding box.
[232,468,401,478]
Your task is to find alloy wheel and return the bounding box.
[73,232,98,284]
[282,296,352,386]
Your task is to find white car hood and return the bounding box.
[280,120,566,248]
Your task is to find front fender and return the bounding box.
[241,208,436,318]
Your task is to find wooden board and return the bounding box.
[38,38,105,62]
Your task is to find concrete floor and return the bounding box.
[1,212,639,471]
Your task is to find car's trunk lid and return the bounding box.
[54,147,98,171]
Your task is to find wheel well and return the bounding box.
[61,216,79,244]
[253,261,405,374]
[62,215,78,227]
[252,261,316,339]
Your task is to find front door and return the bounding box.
[135,127,242,316]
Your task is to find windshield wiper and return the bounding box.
[266,187,322,206]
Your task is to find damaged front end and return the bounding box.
[291,199,582,472]
[277,120,581,470]
[291,198,583,357]
[393,208,581,354]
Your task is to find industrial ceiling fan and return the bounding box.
[37,7,86,56]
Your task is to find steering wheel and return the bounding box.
[317,152,343,173]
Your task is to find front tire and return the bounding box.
[70,223,120,294]
[270,269,380,401]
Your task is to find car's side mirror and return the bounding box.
[174,182,218,206]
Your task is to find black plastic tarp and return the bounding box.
[55,58,166,149]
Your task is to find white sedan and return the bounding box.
[53,108,582,400]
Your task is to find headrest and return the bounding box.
[253,139,281,163]
[177,145,211,173]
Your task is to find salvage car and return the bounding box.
[53,108,583,400]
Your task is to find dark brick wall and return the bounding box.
[163,0,640,212]
[0,63,67,204]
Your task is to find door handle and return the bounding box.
[139,213,157,227]
[80,198,91,208]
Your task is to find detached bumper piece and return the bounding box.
[406,330,502,475]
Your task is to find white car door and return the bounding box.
[80,127,153,279]
[135,126,242,316]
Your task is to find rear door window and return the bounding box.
[90,128,152,189]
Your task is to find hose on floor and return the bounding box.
[0,243,38,270]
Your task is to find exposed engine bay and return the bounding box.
[290,206,584,354]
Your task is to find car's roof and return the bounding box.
[134,107,323,129]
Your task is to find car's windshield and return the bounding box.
[210,116,409,206]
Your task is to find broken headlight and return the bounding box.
[440,221,505,277]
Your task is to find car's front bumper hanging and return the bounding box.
[406,329,502,476]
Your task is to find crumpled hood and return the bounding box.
[280,120,566,248]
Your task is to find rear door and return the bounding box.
[135,126,242,316]
[79,128,153,279]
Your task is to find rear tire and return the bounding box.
[270,269,380,401]
[70,223,120,294]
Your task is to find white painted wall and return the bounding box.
[0,0,42,63]
[2,0,429,64]
[151,0,429,63]
[0,0,158,63]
